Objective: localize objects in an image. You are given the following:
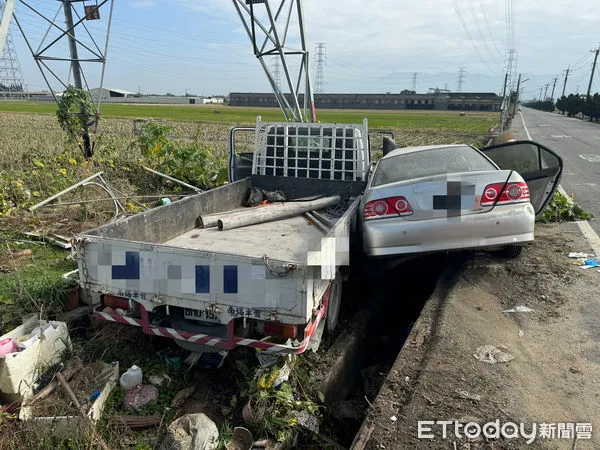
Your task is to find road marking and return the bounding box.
[576,221,600,256]
[519,111,532,140]
[579,154,600,162]
[550,135,572,139]
[520,111,600,254]
[593,136,600,141]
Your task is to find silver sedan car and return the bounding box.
[360,140,563,258]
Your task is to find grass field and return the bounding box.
[0,101,498,134]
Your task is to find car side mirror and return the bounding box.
[382,136,396,157]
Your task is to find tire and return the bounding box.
[326,274,342,334]
[498,245,523,259]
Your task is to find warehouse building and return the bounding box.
[229,92,501,112]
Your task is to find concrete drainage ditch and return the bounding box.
[314,253,451,448]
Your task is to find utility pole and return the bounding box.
[562,66,570,97]
[550,77,557,102]
[411,72,417,92]
[513,73,522,115]
[587,47,599,99]
[63,0,92,157]
[543,83,549,101]
[539,86,543,101]
[501,73,509,99]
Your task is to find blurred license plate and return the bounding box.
[183,308,219,322]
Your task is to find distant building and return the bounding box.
[203,97,225,104]
[89,87,138,100]
[229,92,501,112]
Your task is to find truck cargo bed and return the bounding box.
[163,215,327,264]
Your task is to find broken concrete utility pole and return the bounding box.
[217,196,341,231]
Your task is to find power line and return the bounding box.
[449,0,497,73]
[464,0,498,64]
[477,0,502,57]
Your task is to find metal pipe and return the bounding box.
[29,171,104,211]
[142,166,203,193]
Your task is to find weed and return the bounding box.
[538,192,594,223]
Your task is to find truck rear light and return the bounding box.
[264,322,297,339]
[103,294,130,310]
[363,196,413,219]
[481,182,530,206]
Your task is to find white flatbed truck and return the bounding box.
[73,118,370,362]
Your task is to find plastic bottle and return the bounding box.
[119,365,143,390]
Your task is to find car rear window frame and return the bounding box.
[370,145,499,187]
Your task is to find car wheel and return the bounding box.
[498,245,523,259]
[326,274,342,334]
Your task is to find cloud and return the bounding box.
[130,1,156,9]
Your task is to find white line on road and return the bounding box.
[576,221,600,256]
[520,111,600,255]
[519,111,532,140]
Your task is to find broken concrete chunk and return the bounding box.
[160,413,219,450]
[473,345,514,364]
[123,384,158,411]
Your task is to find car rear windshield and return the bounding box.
[371,146,497,186]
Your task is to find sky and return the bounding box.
[4,0,600,99]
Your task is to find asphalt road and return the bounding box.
[509,107,600,235]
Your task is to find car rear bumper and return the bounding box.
[363,203,535,257]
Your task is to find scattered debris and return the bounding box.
[225,427,254,450]
[456,389,481,402]
[473,345,514,364]
[149,373,172,387]
[503,305,534,313]
[24,232,72,249]
[143,165,203,194]
[160,413,219,450]
[120,364,143,390]
[390,415,397,422]
[0,316,71,396]
[519,330,525,337]
[123,384,159,411]
[294,409,319,433]
[10,248,32,259]
[113,414,162,429]
[170,386,196,408]
[568,252,593,258]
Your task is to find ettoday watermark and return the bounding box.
[418,420,593,444]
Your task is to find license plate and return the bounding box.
[183,308,220,323]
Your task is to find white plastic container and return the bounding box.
[119,365,142,390]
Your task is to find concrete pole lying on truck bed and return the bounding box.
[217,196,341,231]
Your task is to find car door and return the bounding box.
[480,140,563,217]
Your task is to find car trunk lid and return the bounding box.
[367,170,514,221]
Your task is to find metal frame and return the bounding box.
[8,0,114,156]
[232,0,316,123]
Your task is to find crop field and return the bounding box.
[0,101,498,133]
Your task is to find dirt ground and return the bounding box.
[355,222,600,449]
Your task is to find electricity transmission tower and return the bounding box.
[232,0,316,122]
[457,67,466,92]
[411,72,417,92]
[503,49,518,91]
[314,42,326,94]
[6,0,115,157]
[0,1,25,98]
[272,57,281,89]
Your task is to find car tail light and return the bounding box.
[481,182,530,206]
[363,196,413,219]
[264,322,297,339]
